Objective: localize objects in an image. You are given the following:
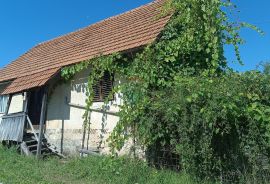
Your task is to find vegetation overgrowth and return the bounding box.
[61,0,269,182]
[0,146,206,184]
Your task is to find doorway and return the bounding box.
[28,88,44,126]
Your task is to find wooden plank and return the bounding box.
[23,92,29,113]
[24,139,37,144]
[21,92,29,143]
[20,142,32,156]
[2,112,25,119]
[37,89,48,158]
[26,116,39,141]
[68,102,118,116]
[79,149,100,156]
[47,147,67,158]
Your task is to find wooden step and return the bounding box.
[31,148,47,153]
[28,144,38,149]
[42,153,54,158]
[24,139,37,144]
[21,135,65,158]
[24,138,47,144]
[28,144,47,149]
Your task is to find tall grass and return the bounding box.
[0,146,205,184]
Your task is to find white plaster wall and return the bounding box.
[46,68,126,155]
[0,92,24,127]
[8,93,24,114]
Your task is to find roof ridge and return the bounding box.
[38,0,163,46]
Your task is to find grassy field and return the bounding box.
[0,146,208,184]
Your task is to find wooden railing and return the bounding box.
[26,115,39,141]
[0,112,39,143]
[0,112,25,142]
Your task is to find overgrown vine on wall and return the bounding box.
[62,0,268,182]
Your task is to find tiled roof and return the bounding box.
[1,68,60,95]
[0,0,170,94]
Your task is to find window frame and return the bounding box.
[92,72,114,102]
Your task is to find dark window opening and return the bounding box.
[28,88,44,125]
[92,72,114,102]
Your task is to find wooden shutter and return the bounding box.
[102,72,113,100]
[92,82,101,102]
[92,71,114,102]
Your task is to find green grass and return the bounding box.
[0,146,208,184]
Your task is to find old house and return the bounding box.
[0,0,170,156]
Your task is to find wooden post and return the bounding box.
[21,92,29,141]
[23,92,29,113]
[4,94,12,115]
[37,89,48,158]
[24,92,31,130]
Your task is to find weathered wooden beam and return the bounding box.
[2,112,25,119]
[20,141,32,156]
[4,94,12,115]
[23,92,29,113]
[21,92,29,141]
[26,116,39,141]
[78,149,100,156]
[47,147,67,159]
[37,88,48,158]
[68,102,119,116]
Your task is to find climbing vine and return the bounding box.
[62,0,268,182]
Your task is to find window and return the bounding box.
[92,72,114,102]
[0,95,8,113]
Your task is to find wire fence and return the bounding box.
[144,143,270,183]
[146,144,180,171]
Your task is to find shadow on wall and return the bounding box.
[45,73,89,154]
[46,82,71,122]
[46,79,71,153]
[72,79,88,94]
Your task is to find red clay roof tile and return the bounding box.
[0,0,170,93]
[1,68,60,95]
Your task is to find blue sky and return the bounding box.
[0,0,269,72]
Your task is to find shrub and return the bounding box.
[135,71,270,182]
